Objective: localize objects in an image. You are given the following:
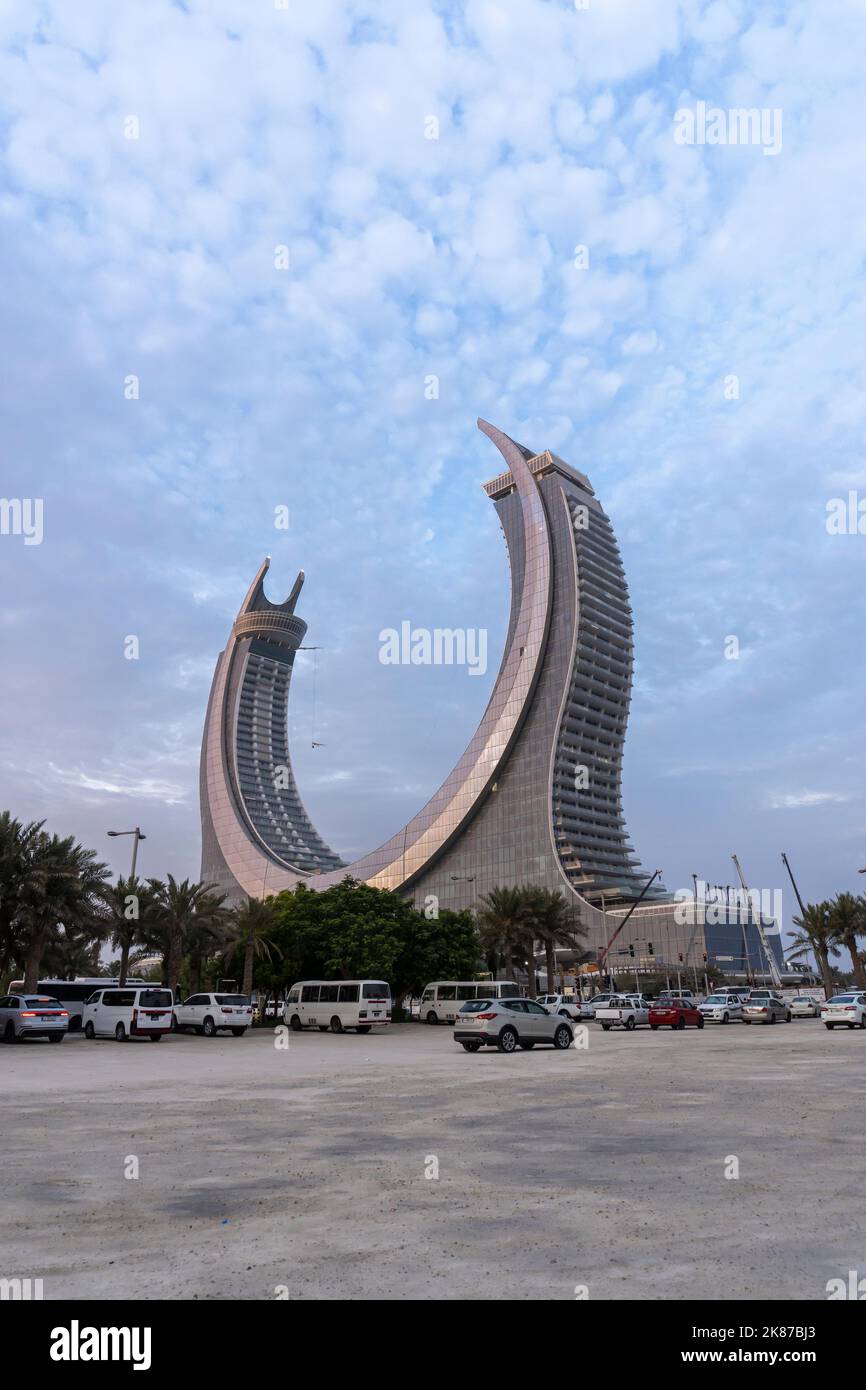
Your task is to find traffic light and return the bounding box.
[628,944,635,958]
[703,953,708,964]
[678,953,684,963]
[647,942,654,957]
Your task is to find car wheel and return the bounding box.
[743,1019,751,1024]
[553,1024,573,1050]
[356,1025,371,1033]
[625,1017,636,1031]
[290,1015,302,1031]
[202,1017,217,1037]
[860,1017,866,1030]
[650,1024,659,1031]
[330,1016,343,1034]
[786,1013,792,1023]
[231,1028,246,1037]
[825,1023,834,1030]
[84,1021,95,1039]
[722,1013,729,1024]
[3,1021,16,1043]
[497,1026,518,1054]
[115,1023,127,1042]
[426,1011,438,1025]
[461,1040,481,1052]
[48,1033,64,1044]
[697,1017,704,1029]
[519,1041,536,1050]
[676,1017,686,1031]
[601,1023,611,1031]
[148,1034,162,1042]
[848,1023,856,1030]
[769,1012,777,1024]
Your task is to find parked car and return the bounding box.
[174,992,252,1037]
[745,989,783,1003]
[579,993,617,1019]
[453,998,574,1053]
[820,995,866,1030]
[789,995,821,1018]
[742,996,791,1024]
[536,993,582,1020]
[594,994,650,1031]
[0,994,69,1043]
[649,1000,704,1030]
[658,989,696,1003]
[698,994,743,1024]
[82,986,175,1042]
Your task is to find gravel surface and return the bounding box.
[3,1020,863,1300]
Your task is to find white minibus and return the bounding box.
[420,980,522,1024]
[283,980,391,1034]
[82,986,174,1042]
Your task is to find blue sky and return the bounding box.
[1,0,865,952]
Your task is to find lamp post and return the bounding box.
[106,826,146,880]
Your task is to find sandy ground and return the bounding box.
[2,1019,864,1301]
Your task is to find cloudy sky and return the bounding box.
[2,0,865,950]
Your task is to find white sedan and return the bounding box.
[790,995,821,1018]
[173,992,252,1037]
[820,995,866,1030]
[697,994,742,1024]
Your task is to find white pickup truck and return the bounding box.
[595,994,651,1031]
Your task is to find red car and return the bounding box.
[648,1000,704,1030]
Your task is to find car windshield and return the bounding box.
[704,996,725,1003]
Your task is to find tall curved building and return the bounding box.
[202,419,661,914]
[201,418,780,980]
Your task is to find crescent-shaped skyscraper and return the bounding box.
[200,418,784,979]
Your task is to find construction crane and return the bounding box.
[731,853,783,989]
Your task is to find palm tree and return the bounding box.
[0,813,46,981]
[100,876,156,987]
[221,897,281,998]
[524,887,588,994]
[477,886,526,985]
[17,832,111,990]
[787,901,839,1000]
[828,893,866,990]
[186,893,232,994]
[147,877,226,993]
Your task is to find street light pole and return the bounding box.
[107,826,146,881]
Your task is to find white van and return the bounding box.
[82,986,175,1042]
[283,980,391,1034]
[420,980,522,1025]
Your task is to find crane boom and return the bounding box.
[731,853,783,989]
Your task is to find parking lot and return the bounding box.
[3,1020,865,1301]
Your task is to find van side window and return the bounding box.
[319,985,338,1003]
[438,985,456,1000]
[338,984,359,1003]
[301,985,319,1003]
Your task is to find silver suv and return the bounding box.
[454,998,574,1053]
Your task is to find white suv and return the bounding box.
[174,992,252,1037]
